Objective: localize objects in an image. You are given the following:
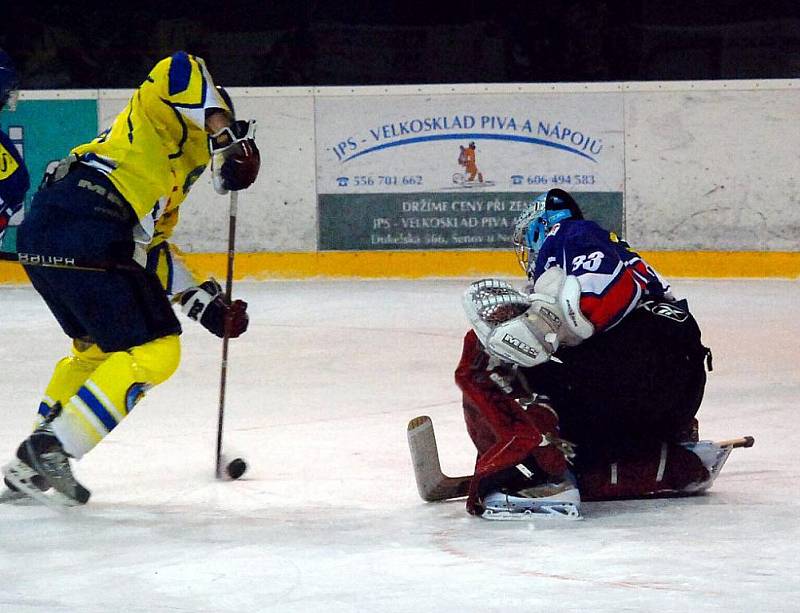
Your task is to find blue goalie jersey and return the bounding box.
[533,220,671,332]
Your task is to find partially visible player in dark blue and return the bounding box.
[0,49,29,239]
[0,49,33,502]
[458,189,717,519]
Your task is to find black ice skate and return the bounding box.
[2,431,90,507]
[2,423,53,504]
[0,473,50,504]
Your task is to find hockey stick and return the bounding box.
[715,436,755,449]
[407,415,755,502]
[407,416,471,501]
[215,190,238,479]
[0,250,141,272]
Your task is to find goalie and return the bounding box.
[458,189,719,519]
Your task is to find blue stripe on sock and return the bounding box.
[76,387,117,432]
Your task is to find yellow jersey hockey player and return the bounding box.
[2,51,260,506]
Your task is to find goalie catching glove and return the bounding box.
[210,119,260,194]
[179,279,249,338]
[463,267,594,367]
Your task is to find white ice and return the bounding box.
[0,278,798,612]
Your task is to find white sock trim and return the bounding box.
[52,398,108,459]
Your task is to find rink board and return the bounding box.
[3,250,798,284]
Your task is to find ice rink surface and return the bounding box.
[0,278,798,612]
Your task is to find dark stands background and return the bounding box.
[2,0,799,88]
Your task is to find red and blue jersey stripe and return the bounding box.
[534,220,670,332]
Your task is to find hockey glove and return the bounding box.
[463,271,594,368]
[0,209,11,234]
[180,279,249,338]
[210,120,261,194]
[463,279,540,366]
[0,200,23,236]
[483,268,594,367]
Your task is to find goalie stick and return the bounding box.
[407,415,755,502]
[407,416,471,501]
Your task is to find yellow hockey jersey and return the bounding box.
[72,52,230,243]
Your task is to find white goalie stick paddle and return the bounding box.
[407,416,471,501]
[407,415,755,502]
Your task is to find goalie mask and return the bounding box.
[513,189,583,278]
[0,49,19,111]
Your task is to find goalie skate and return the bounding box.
[481,480,582,521]
[681,438,749,493]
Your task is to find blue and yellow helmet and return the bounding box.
[512,189,583,277]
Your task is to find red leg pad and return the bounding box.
[577,443,710,501]
[456,332,567,514]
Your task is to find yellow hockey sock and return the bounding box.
[50,335,181,459]
[36,340,109,425]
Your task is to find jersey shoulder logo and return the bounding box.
[0,143,20,180]
[641,300,689,322]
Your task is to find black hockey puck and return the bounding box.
[226,458,247,480]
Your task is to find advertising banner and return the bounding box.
[316,92,624,250]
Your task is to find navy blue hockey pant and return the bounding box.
[17,166,181,353]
